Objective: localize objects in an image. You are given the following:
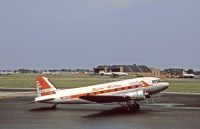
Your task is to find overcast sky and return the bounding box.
[0,0,199,70]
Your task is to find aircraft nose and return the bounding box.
[145,82,169,95]
[161,82,169,90]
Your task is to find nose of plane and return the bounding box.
[161,82,170,90]
[145,82,169,95]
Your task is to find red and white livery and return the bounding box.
[32,77,169,112]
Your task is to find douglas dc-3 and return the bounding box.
[31,77,169,112]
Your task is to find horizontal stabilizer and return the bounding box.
[29,98,55,104]
[80,95,131,103]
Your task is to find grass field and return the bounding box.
[0,74,200,93]
[164,78,200,93]
[0,74,118,88]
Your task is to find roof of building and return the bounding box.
[94,64,152,73]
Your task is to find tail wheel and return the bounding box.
[52,104,58,110]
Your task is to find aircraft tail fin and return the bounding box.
[36,77,57,97]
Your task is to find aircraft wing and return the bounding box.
[79,95,132,103]
[80,89,147,103]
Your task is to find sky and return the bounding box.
[0,0,200,70]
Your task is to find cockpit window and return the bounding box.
[152,79,160,84]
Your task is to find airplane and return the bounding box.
[183,71,196,78]
[98,71,128,77]
[42,70,62,75]
[112,72,128,76]
[0,71,14,76]
[31,76,169,112]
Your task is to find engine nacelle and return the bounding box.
[128,89,146,100]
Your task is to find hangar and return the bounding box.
[93,64,160,77]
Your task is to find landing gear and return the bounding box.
[52,104,58,110]
[132,103,140,112]
[120,102,140,112]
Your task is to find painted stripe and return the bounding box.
[141,81,150,87]
[36,77,52,89]
[41,91,56,96]
[62,83,148,100]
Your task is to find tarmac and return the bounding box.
[0,91,200,129]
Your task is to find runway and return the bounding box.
[0,92,200,129]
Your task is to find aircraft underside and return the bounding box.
[43,99,141,112]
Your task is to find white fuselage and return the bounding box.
[35,77,169,104]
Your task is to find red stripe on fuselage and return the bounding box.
[61,83,148,100]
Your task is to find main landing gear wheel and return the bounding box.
[124,102,140,112]
[132,103,140,112]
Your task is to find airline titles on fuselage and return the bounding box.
[60,84,123,100]
[92,84,121,92]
